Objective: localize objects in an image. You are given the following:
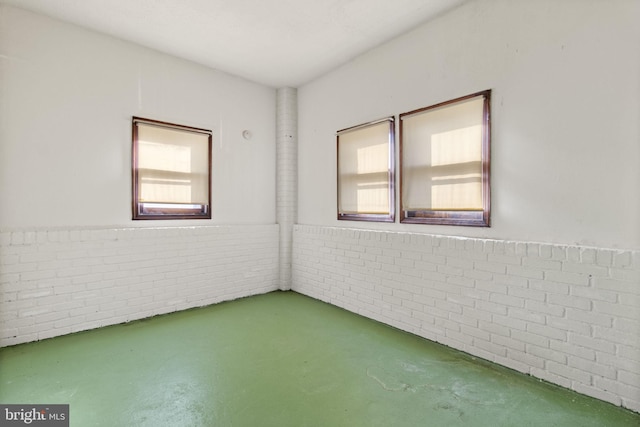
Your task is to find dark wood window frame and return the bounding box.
[399,90,491,227]
[337,117,396,223]
[132,117,212,220]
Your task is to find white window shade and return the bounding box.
[137,124,209,205]
[400,90,491,227]
[133,118,212,219]
[337,118,394,221]
[402,96,484,211]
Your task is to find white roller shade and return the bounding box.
[402,96,484,211]
[136,123,210,205]
[338,120,392,215]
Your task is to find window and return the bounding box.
[337,117,395,222]
[400,90,490,226]
[132,117,212,220]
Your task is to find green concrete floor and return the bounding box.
[1,291,638,426]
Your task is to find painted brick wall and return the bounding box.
[292,224,640,412]
[276,87,298,291]
[0,225,279,347]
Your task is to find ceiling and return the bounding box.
[2,0,467,88]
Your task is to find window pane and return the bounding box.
[133,118,211,219]
[337,119,394,221]
[400,91,490,226]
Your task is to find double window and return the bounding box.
[337,90,491,226]
[132,117,212,220]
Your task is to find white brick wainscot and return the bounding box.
[292,225,640,412]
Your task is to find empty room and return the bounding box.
[0,0,639,425]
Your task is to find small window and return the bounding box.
[132,117,212,220]
[400,90,491,226]
[337,117,395,222]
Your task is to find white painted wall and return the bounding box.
[295,0,640,412]
[0,6,280,346]
[298,0,640,250]
[276,88,298,290]
[0,5,276,228]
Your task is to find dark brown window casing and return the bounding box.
[337,117,395,223]
[132,117,212,220]
[400,90,491,227]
